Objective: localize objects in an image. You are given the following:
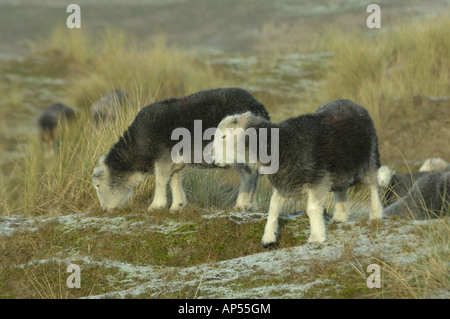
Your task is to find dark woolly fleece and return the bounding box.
[244,99,381,196]
[384,172,450,219]
[380,171,431,206]
[105,87,269,177]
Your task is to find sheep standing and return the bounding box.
[213,99,383,246]
[37,103,76,159]
[92,88,269,212]
[90,89,129,127]
[383,172,449,219]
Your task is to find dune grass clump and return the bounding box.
[317,15,450,167]
[319,15,450,122]
[1,28,228,216]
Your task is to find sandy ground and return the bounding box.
[1,208,447,298]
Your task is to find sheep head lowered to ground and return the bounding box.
[92,156,145,211]
[92,87,270,212]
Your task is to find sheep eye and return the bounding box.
[94,184,100,190]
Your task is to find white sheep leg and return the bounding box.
[368,183,383,220]
[234,165,259,211]
[148,161,172,211]
[169,169,187,212]
[306,187,329,243]
[235,192,250,210]
[332,190,348,223]
[261,188,285,247]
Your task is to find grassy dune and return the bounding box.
[319,16,450,168]
[0,15,449,299]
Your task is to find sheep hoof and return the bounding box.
[331,216,347,223]
[169,202,187,212]
[261,232,278,248]
[308,234,326,244]
[262,241,278,249]
[148,203,166,212]
[369,215,383,222]
[233,204,258,212]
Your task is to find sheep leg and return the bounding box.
[368,183,383,220]
[169,168,187,212]
[306,186,329,243]
[332,190,348,223]
[261,188,285,247]
[363,169,384,220]
[233,164,259,211]
[148,160,172,211]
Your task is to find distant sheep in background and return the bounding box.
[419,158,450,172]
[37,103,77,159]
[383,172,450,219]
[214,99,383,246]
[90,89,129,127]
[377,165,430,205]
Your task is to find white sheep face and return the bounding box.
[212,125,229,167]
[213,113,248,167]
[92,157,144,211]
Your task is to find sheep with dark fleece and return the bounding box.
[213,99,383,246]
[37,103,77,159]
[383,172,449,219]
[92,88,269,212]
[90,89,129,127]
[377,165,431,206]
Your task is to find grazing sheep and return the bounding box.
[383,172,450,219]
[92,87,269,212]
[213,99,383,246]
[378,165,431,205]
[37,103,76,159]
[90,89,129,127]
[419,158,450,173]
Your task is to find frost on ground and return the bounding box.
[0,212,197,237]
[1,207,444,299]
